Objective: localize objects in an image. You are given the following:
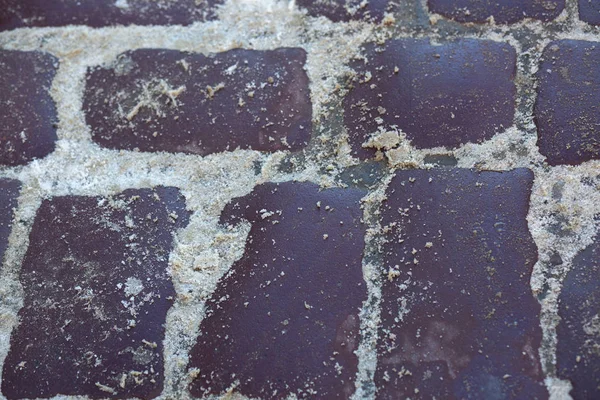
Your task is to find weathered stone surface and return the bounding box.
[344,39,516,159]
[579,0,600,25]
[2,187,190,399]
[428,0,564,24]
[0,179,20,265]
[535,40,600,166]
[296,0,390,22]
[0,0,222,30]
[84,48,311,156]
[0,50,58,166]
[188,182,367,399]
[557,234,600,399]
[375,168,546,399]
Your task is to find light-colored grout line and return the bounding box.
[351,173,394,400]
[0,182,42,399]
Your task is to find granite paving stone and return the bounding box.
[578,0,600,25]
[0,179,20,266]
[1,187,190,399]
[428,0,565,24]
[375,168,547,399]
[344,39,516,159]
[0,0,222,31]
[83,48,312,156]
[188,181,367,399]
[535,40,600,166]
[0,50,58,166]
[296,0,390,22]
[557,234,600,399]
[1,0,598,398]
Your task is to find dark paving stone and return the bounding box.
[579,0,600,25]
[428,0,564,24]
[84,48,311,156]
[535,40,600,166]
[0,179,20,265]
[0,0,222,31]
[2,187,190,399]
[556,233,600,399]
[0,50,58,166]
[344,39,516,159]
[375,168,547,400]
[188,182,367,399]
[296,0,390,22]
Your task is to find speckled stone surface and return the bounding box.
[579,0,600,25]
[0,50,58,166]
[535,40,600,166]
[188,182,367,399]
[1,188,189,399]
[0,0,599,398]
[0,0,223,30]
[557,233,600,399]
[344,39,516,159]
[376,168,546,399]
[296,0,390,22]
[84,48,312,155]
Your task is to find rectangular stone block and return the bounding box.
[296,0,390,22]
[557,234,600,399]
[428,0,564,24]
[2,187,190,399]
[535,40,600,165]
[0,50,58,166]
[579,0,600,25]
[375,168,547,399]
[0,0,222,31]
[0,179,20,265]
[344,39,516,159]
[188,182,367,399]
[83,48,312,156]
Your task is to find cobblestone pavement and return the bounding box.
[0,0,600,399]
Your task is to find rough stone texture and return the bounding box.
[556,233,600,399]
[0,0,222,31]
[0,179,20,265]
[188,182,367,399]
[84,48,312,156]
[579,0,600,25]
[0,50,58,166]
[375,168,547,399]
[1,187,190,399]
[427,0,565,24]
[1,0,599,398]
[344,39,516,159]
[296,0,390,22]
[535,40,600,166]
